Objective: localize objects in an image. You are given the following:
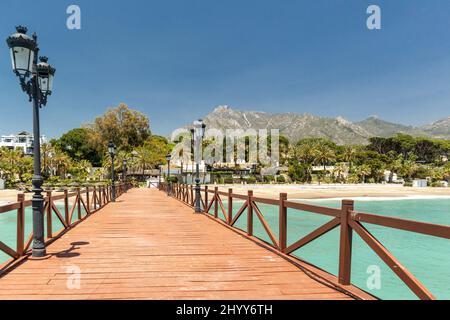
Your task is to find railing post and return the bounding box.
[279,193,288,252]
[247,190,253,236]
[100,186,104,207]
[214,187,219,218]
[191,185,194,205]
[93,186,97,211]
[46,191,52,239]
[16,194,25,256]
[228,188,233,224]
[64,189,69,225]
[204,186,209,213]
[86,187,90,214]
[77,188,82,220]
[339,199,354,285]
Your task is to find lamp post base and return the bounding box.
[29,251,50,260]
[195,178,202,213]
[31,175,46,259]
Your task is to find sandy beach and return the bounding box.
[0,190,64,205]
[213,184,450,200]
[1,184,450,205]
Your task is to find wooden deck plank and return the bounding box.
[0,189,352,300]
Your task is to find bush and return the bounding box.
[276,175,286,183]
[224,177,234,184]
[263,175,275,183]
[404,182,413,187]
[347,174,360,184]
[431,182,445,188]
[288,163,309,182]
[245,176,257,184]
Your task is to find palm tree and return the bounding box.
[355,164,371,183]
[295,140,317,183]
[134,146,152,176]
[333,163,348,183]
[52,150,72,179]
[314,143,336,171]
[41,143,55,178]
[400,159,419,182]
[69,160,92,181]
[342,145,357,173]
[387,153,403,183]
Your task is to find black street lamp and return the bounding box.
[166,153,171,196]
[6,26,56,258]
[108,141,117,202]
[192,120,206,213]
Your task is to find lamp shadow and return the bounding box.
[53,241,90,259]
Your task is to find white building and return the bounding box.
[0,132,47,156]
[413,179,428,188]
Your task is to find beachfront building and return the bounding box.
[0,132,47,156]
[413,179,428,188]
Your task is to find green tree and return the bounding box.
[88,103,151,152]
[54,128,104,166]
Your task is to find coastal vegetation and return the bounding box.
[0,103,172,189]
[1,103,450,189]
[285,135,450,185]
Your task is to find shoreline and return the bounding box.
[212,184,450,200]
[293,195,450,202]
[1,184,450,203]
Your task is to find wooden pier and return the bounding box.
[1,184,449,300]
[0,188,354,300]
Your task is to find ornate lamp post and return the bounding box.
[166,153,171,196]
[6,26,56,258]
[108,141,117,202]
[191,120,206,213]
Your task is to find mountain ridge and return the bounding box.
[199,105,450,145]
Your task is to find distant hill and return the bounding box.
[355,116,428,138]
[421,117,450,139]
[196,106,450,145]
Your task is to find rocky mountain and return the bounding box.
[421,117,450,139]
[355,116,428,138]
[199,106,450,145]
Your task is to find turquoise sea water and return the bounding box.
[209,198,450,300]
[1,198,449,300]
[0,202,87,267]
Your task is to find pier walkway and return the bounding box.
[0,188,352,300]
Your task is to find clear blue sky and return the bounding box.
[1,0,450,138]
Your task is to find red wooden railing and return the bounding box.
[0,183,130,268]
[160,182,450,300]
